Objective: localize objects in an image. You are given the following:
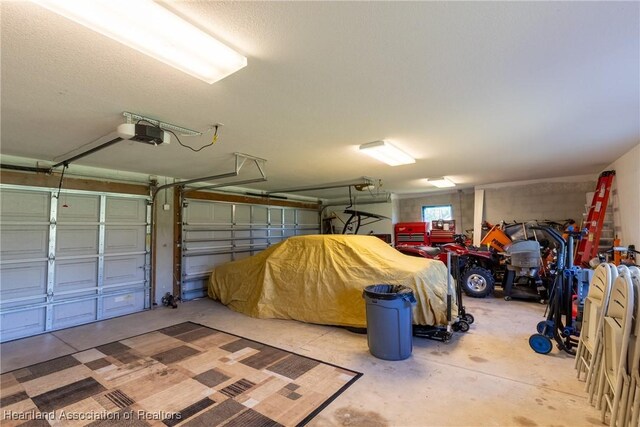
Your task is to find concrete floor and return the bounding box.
[1,294,603,426]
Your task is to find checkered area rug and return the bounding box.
[0,322,361,426]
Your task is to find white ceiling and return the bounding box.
[1,1,638,197]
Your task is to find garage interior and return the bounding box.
[1,1,639,426]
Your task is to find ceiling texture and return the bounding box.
[1,1,638,197]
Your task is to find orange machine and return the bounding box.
[480,225,512,252]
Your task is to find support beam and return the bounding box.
[473,189,485,246]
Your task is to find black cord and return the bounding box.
[136,119,217,152]
[56,163,68,199]
[166,129,215,152]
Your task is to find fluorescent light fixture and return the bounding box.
[32,0,247,84]
[359,140,415,166]
[426,177,456,188]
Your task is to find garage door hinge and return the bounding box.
[48,253,55,261]
[50,218,56,225]
[47,291,54,298]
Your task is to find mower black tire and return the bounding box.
[461,266,495,298]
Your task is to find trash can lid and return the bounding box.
[363,284,415,300]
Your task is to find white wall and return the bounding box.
[607,144,640,247]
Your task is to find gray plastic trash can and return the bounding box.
[363,284,417,360]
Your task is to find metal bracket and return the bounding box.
[185,153,268,192]
[234,152,267,175]
[153,153,267,200]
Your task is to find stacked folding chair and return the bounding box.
[575,263,618,404]
[622,267,640,427]
[597,266,635,426]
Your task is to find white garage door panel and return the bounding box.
[102,291,145,319]
[0,226,49,260]
[1,308,46,341]
[1,190,49,221]
[106,197,146,222]
[0,263,47,305]
[186,238,232,251]
[104,227,145,253]
[235,204,251,224]
[188,229,232,239]
[55,259,98,296]
[298,210,320,226]
[234,252,252,261]
[52,299,97,329]
[56,195,99,221]
[56,226,99,257]
[252,206,268,223]
[182,279,207,299]
[183,201,214,223]
[270,208,283,225]
[103,255,145,287]
[180,199,319,300]
[235,230,251,239]
[270,229,284,238]
[212,204,232,223]
[185,201,233,224]
[252,229,268,238]
[185,253,232,276]
[0,186,150,342]
[284,210,296,224]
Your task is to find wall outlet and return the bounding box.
[163,204,171,211]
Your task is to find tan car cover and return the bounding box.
[208,234,457,327]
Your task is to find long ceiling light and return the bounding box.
[359,140,415,166]
[32,0,247,84]
[426,177,456,188]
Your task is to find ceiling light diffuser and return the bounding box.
[426,177,456,188]
[359,140,415,166]
[32,0,247,84]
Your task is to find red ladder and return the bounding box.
[575,170,615,266]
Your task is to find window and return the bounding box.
[422,205,453,223]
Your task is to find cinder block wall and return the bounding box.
[397,181,596,238]
[398,190,475,233]
[483,181,596,225]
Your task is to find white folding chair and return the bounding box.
[575,263,618,404]
[597,265,634,426]
[622,266,640,427]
